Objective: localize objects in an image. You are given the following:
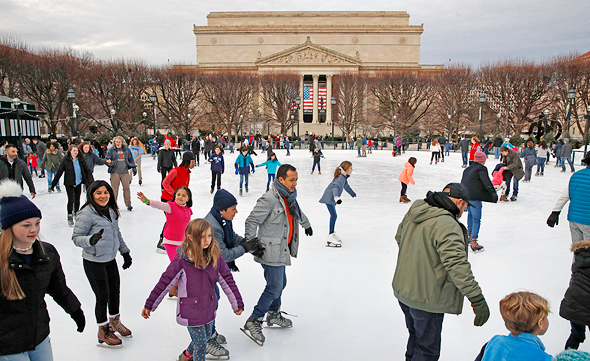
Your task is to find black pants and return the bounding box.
[161,167,172,190]
[194,151,200,165]
[401,182,408,196]
[83,259,120,324]
[430,152,439,162]
[66,184,82,215]
[211,171,222,190]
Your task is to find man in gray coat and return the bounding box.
[241,164,313,346]
[32,138,47,178]
[561,138,575,173]
[460,136,470,168]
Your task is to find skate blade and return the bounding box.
[97,341,123,348]
[471,248,485,253]
[326,242,342,247]
[206,355,230,360]
[156,248,167,254]
[240,328,264,346]
[168,295,178,300]
[263,324,293,328]
[116,333,133,338]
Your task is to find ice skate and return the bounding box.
[67,214,74,227]
[266,187,270,192]
[402,195,411,203]
[206,337,229,360]
[168,284,178,299]
[327,233,342,247]
[97,324,122,347]
[109,315,132,337]
[540,172,544,176]
[510,195,518,201]
[470,239,485,253]
[318,171,321,175]
[535,172,539,176]
[47,185,52,193]
[241,316,265,346]
[266,310,293,328]
[212,331,227,345]
[311,170,314,174]
[156,238,166,254]
[210,189,214,194]
[500,195,509,202]
[430,161,432,165]
[56,185,61,192]
[399,196,405,203]
[239,188,243,196]
[245,185,249,193]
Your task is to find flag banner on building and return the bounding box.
[318,85,327,112]
[303,85,313,112]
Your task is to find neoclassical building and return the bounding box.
[192,11,443,133]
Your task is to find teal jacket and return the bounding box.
[481,333,551,361]
[568,167,590,225]
[256,159,282,175]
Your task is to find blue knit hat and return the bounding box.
[553,350,590,361]
[213,189,237,212]
[0,180,42,229]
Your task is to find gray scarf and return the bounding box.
[273,179,302,221]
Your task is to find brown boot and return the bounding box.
[109,315,132,337]
[98,324,122,347]
[500,195,509,202]
[168,284,178,298]
[403,195,411,203]
[318,171,321,175]
[470,238,484,252]
[399,196,405,203]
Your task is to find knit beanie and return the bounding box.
[0,180,42,229]
[213,189,237,212]
[553,350,590,361]
[164,139,171,146]
[474,151,487,164]
[182,152,195,162]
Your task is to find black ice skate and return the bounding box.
[241,316,265,346]
[265,310,294,328]
[206,337,229,360]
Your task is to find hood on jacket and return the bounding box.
[572,241,590,252]
[423,191,461,218]
[408,194,459,225]
[572,241,590,270]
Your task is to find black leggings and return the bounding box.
[83,259,120,324]
[401,182,408,196]
[211,171,221,190]
[430,152,440,162]
[66,184,82,215]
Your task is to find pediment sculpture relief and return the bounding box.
[271,49,351,64]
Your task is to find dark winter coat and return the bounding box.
[560,241,590,326]
[460,138,470,152]
[208,153,225,173]
[191,139,201,153]
[501,148,525,181]
[460,162,498,203]
[554,143,563,157]
[105,146,136,174]
[562,143,573,158]
[40,150,63,172]
[437,136,446,146]
[520,147,538,168]
[34,141,47,160]
[312,150,324,163]
[0,241,81,356]
[493,137,503,147]
[82,150,107,173]
[51,155,93,188]
[157,148,177,172]
[0,156,36,194]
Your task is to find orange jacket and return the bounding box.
[398,161,415,185]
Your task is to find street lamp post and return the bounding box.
[295,96,301,147]
[110,109,116,135]
[73,104,80,137]
[566,88,576,137]
[341,115,345,149]
[12,98,23,158]
[447,114,451,142]
[330,96,336,141]
[478,93,486,139]
[497,113,501,135]
[240,115,243,141]
[149,92,157,136]
[67,88,76,136]
[543,109,550,139]
[291,115,295,140]
[393,115,397,137]
[142,112,148,134]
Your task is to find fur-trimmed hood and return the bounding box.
[572,241,590,252]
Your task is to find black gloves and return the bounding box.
[547,211,560,227]
[252,244,265,258]
[468,294,490,327]
[89,229,104,246]
[241,237,259,253]
[122,253,132,270]
[335,196,342,205]
[70,308,85,332]
[305,227,313,236]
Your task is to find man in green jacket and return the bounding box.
[393,183,489,361]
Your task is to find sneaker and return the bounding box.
[327,233,342,247]
[510,195,517,201]
[266,310,293,328]
[178,350,192,361]
[242,316,265,345]
[206,337,229,359]
[97,324,122,347]
[109,315,132,337]
[127,204,133,211]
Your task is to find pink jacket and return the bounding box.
[491,168,505,186]
[148,200,192,246]
[398,161,415,185]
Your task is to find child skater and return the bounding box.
[491,164,507,197]
[256,152,281,192]
[27,151,39,176]
[398,157,416,203]
[208,145,225,194]
[234,146,254,196]
[475,291,552,361]
[559,240,590,350]
[319,161,357,247]
[142,219,244,361]
[311,148,325,174]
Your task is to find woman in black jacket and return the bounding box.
[52,145,94,226]
[157,139,177,188]
[0,180,85,359]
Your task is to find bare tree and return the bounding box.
[333,73,366,138]
[259,72,299,134]
[0,34,29,98]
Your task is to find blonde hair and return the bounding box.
[0,228,35,300]
[334,161,352,179]
[181,219,220,269]
[499,291,550,336]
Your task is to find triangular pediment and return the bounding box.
[256,37,361,66]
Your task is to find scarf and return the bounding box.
[274,179,302,221]
[424,191,460,218]
[211,208,239,272]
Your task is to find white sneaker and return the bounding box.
[327,233,342,247]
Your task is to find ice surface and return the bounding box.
[32,147,582,360]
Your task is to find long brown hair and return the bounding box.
[333,161,352,179]
[0,228,24,300]
[181,219,220,269]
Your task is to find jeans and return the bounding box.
[536,157,546,173]
[266,174,275,188]
[83,259,120,324]
[286,146,290,155]
[326,204,337,234]
[312,162,321,172]
[494,147,500,159]
[462,152,468,166]
[47,171,58,186]
[239,173,249,188]
[467,201,482,240]
[357,147,361,156]
[39,165,45,176]
[0,336,53,361]
[556,156,562,166]
[504,172,519,197]
[252,265,286,319]
[562,156,575,172]
[186,321,213,361]
[399,301,444,361]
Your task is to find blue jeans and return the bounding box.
[47,171,58,186]
[461,152,468,165]
[467,201,482,240]
[0,336,53,361]
[357,147,361,155]
[536,157,546,173]
[494,147,500,159]
[186,321,213,361]
[312,162,320,172]
[266,174,275,188]
[286,146,290,155]
[252,265,286,319]
[399,301,444,361]
[445,143,450,156]
[505,174,519,197]
[562,157,575,172]
[239,173,249,188]
[326,204,337,234]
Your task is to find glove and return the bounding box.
[252,243,265,258]
[469,294,490,327]
[235,169,239,175]
[547,211,560,227]
[335,196,342,205]
[70,308,86,333]
[89,229,104,246]
[122,252,132,270]
[251,168,255,174]
[305,227,313,236]
[133,168,137,176]
[241,237,259,253]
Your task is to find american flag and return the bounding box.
[318,86,327,112]
[303,85,313,112]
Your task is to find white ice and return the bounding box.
[32,146,581,360]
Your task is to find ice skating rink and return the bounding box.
[34,147,579,360]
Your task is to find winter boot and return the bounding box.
[565,332,585,350]
[206,337,229,360]
[510,195,518,201]
[241,316,265,346]
[318,171,321,175]
[266,310,293,328]
[48,185,53,193]
[470,239,484,252]
[239,188,243,196]
[403,195,411,203]
[327,233,342,247]
[311,170,314,174]
[399,196,405,203]
[67,214,74,227]
[178,349,192,361]
[97,324,122,347]
[109,315,132,337]
[212,331,227,345]
[535,172,540,176]
[56,185,61,192]
[500,195,509,202]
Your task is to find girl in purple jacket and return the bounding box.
[142,219,244,361]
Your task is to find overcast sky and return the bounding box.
[2,0,589,67]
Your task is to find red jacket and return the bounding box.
[161,166,191,201]
[469,143,480,161]
[165,136,177,148]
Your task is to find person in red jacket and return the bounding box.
[469,136,481,166]
[165,132,177,148]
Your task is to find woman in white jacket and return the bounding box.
[430,139,441,165]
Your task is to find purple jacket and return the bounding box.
[144,252,243,327]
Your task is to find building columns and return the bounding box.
[299,76,304,126]
[312,74,319,124]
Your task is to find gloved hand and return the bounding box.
[252,243,265,258]
[241,237,259,253]
[251,167,255,174]
[334,196,342,205]
[122,253,132,270]
[133,168,137,176]
[468,294,490,327]
[70,308,86,332]
[305,227,313,236]
[235,169,239,175]
[89,229,104,246]
[547,211,560,227]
